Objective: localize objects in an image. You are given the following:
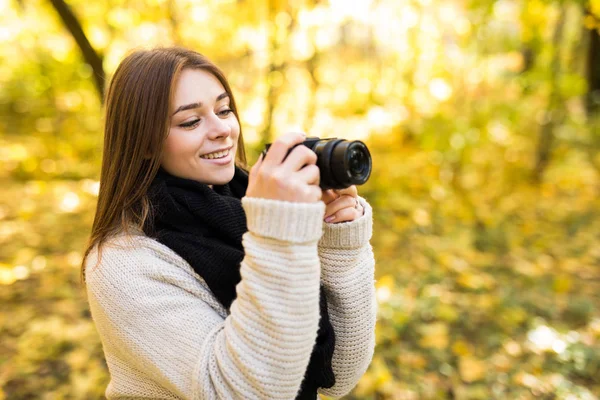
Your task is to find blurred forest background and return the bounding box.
[1,0,600,398]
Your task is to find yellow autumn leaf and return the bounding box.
[552,275,572,293]
[452,340,471,356]
[459,356,487,383]
[457,272,495,290]
[418,322,449,350]
[0,264,16,285]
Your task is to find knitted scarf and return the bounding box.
[143,166,335,399]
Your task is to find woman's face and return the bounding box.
[162,68,240,186]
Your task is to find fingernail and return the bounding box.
[325,216,335,223]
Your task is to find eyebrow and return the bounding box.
[171,92,230,117]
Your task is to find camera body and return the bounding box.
[262,137,372,190]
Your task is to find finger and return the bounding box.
[295,164,320,186]
[262,132,306,166]
[321,189,339,205]
[324,194,357,219]
[325,206,362,224]
[282,145,317,173]
[333,185,358,198]
[304,185,323,203]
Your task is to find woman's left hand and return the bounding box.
[322,186,364,224]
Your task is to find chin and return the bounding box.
[208,164,236,186]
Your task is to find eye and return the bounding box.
[218,108,233,117]
[179,119,200,129]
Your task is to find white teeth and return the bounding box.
[201,149,230,159]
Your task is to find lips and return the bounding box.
[199,148,233,165]
[200,146,233,160]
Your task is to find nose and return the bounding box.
[206,112,231,140]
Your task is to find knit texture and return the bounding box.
[85,196,377,399]
[144,167,335,398]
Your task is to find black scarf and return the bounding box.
[143,166,335,399]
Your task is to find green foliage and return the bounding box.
[1,0,600,399]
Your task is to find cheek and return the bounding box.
[229,118,241,137]
[161,133,200,171]
[163,132,197,157]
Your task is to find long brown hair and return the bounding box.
[81,47,247,283]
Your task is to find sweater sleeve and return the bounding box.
[316,196,377,398]
[85,198,326,400]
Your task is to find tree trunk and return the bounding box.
[586,25,600,116]
[48,0,105,103]
[532,9,566,184]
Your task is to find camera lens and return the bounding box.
[329,140,372,189]
[273,137,372,190]
[348,148,367,176]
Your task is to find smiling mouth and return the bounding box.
[200,148,231,160]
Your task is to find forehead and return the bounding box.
[172,69,226,104]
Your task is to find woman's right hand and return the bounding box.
[246,132,321,203]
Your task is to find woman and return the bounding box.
[82,46,376,399]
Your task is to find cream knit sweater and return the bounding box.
[85,196,376,399]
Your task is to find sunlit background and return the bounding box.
[1,0,600,398]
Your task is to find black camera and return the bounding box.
[262,137,372,190]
